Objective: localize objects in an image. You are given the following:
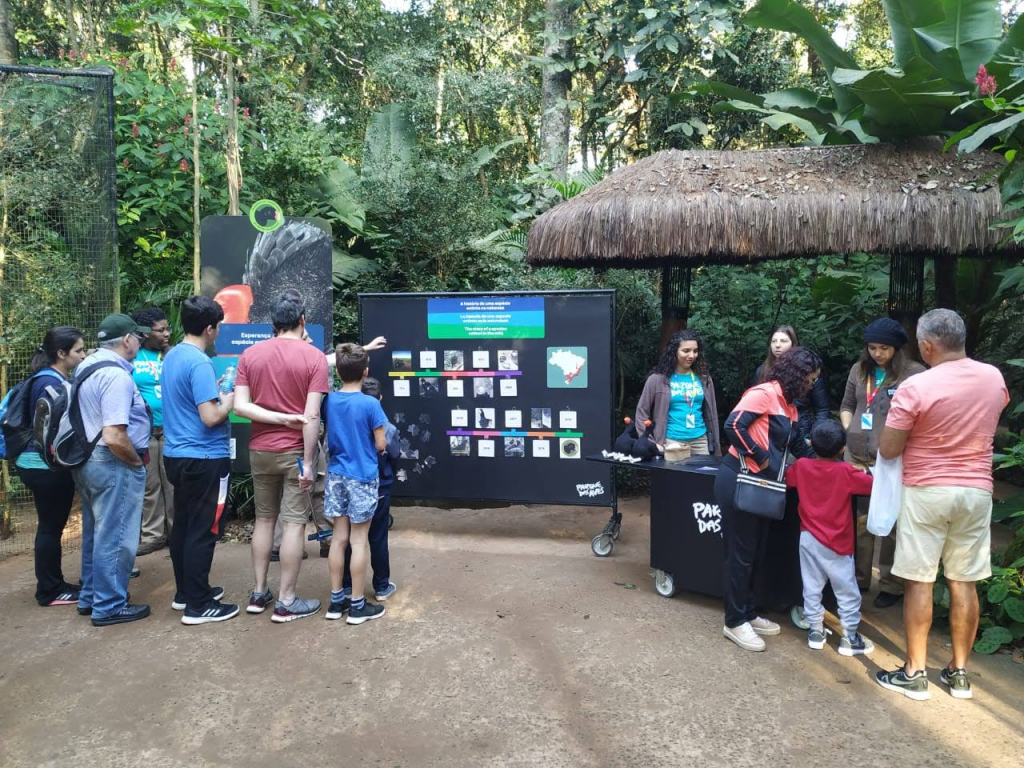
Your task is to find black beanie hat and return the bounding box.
[863,317,908,348]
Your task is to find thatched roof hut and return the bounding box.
[526,142,1016,267]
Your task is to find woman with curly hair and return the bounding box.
[635,330,721,461]
[717,346,822,652]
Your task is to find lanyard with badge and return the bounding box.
[861,369,885,430]
[680,373,699,430]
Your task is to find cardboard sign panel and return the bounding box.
[200,215,333,473]
[359,291,614,507]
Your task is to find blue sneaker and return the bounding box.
[807,626,830,650]
[839,632,875,656]
[374,582,397,601]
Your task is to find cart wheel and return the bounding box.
[790,605,809,630]
[611,522,621,541]
[388,513,394,530]
[591,533,614,557]
[653,569,676,598]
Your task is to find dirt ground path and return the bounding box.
[1,499,1021,767]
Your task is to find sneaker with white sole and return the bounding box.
[246,589,275,614]
[940,666,973,699]
[876,666,930,701]
[181,601,240,626]
[723,622,766,652]
[271,596,321,623]
[808,626,830,650]
[749,616,781,636]
[172,586,225,611]
[347,601,386,625]
[839,632,874,656]
[374,582,397,601]
[325,598,350,620]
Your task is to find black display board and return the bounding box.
[358,291,615,506]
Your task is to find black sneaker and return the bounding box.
[78,590,130,616]
[346,601,385,625]
[325,598,351,620]
[269,550,308,562]
[91,603,151,627]
[246,588,275,614]
[43,589,81,606]
[181,601,240,626]
[873,591,903,609]
[876,666,930,701]
[940,666,973,699]
[130,567,141,579]
[172,586,225,611]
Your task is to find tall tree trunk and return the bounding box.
[540,0,572,180]
[435,0,457,138]
[65,0,77,50]
[224,27,241,216]
[0,0,17,64]
[191,54,202,293]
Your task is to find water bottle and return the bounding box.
[219,365,237,394]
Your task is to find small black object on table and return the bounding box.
[585,454,802,609]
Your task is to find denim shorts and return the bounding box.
[324,472,379,524]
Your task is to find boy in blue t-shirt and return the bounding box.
[323,344,388,624]
[162,296,237,625]
[340,376,399,601]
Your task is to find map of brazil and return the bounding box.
[547,347,588,388]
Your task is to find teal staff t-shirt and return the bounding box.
[666,372,705,441]
[133,346,164,427]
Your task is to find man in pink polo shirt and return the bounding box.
[875,309,1008,702]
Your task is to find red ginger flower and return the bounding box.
[180,158,190,172]
[132,123,139,137]
[976,64,997,97]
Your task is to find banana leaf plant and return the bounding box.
[700,0,1023,145]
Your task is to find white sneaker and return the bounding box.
[750,616,781,636]
[724,622,766,652]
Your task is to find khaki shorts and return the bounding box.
[664,436,710,462]
[251,449,311,526]
[892,485,992,583]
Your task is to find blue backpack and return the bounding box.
[0,370,63,460]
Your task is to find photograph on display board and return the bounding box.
[475,408,495,429]
[531,408,552,429]
[392,351,413,371]
[559,437,581,459]
[419,377,440,398]
[504,437,525,457]
[473,378,494,398]
[547,346,588,388]
[497,350,518,370]
[444,350,465,371]
[450,436,470,456]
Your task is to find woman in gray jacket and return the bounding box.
[839,317,924,608]
[635,330,721,460]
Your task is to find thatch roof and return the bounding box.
[526,142,1017,266]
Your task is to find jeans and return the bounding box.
[342,488,392,592]
[73,446,146,618]
[16,467,77,604]
[799,531,862,633]
[166,457,230,610]
[716,457,772,628]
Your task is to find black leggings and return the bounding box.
[715,457,772,628]
[17,467,78,605]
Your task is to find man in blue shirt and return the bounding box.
[74,314,153,626]
[162,296,238,625]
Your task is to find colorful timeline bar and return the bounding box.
[388,370,522,378]
[446,430,583,438]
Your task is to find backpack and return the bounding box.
[35,361,120,471]
[0,370,63,461]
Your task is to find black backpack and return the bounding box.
[35,361,120,471]
[0,370,64,461]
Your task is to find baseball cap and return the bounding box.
[97,313,151,341]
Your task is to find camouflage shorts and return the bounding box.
[324,472,379,524]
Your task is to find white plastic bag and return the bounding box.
[867,454,903,536]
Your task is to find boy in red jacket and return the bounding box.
[786,420,875,655]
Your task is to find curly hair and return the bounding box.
[757,324,799,383]
[767,346,821,403]
[130,306,167,329]
[652,329,709,380]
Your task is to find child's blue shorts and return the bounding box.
[324,472,379,524]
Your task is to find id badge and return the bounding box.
[861,412,873,430]
[685,413,696,430]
